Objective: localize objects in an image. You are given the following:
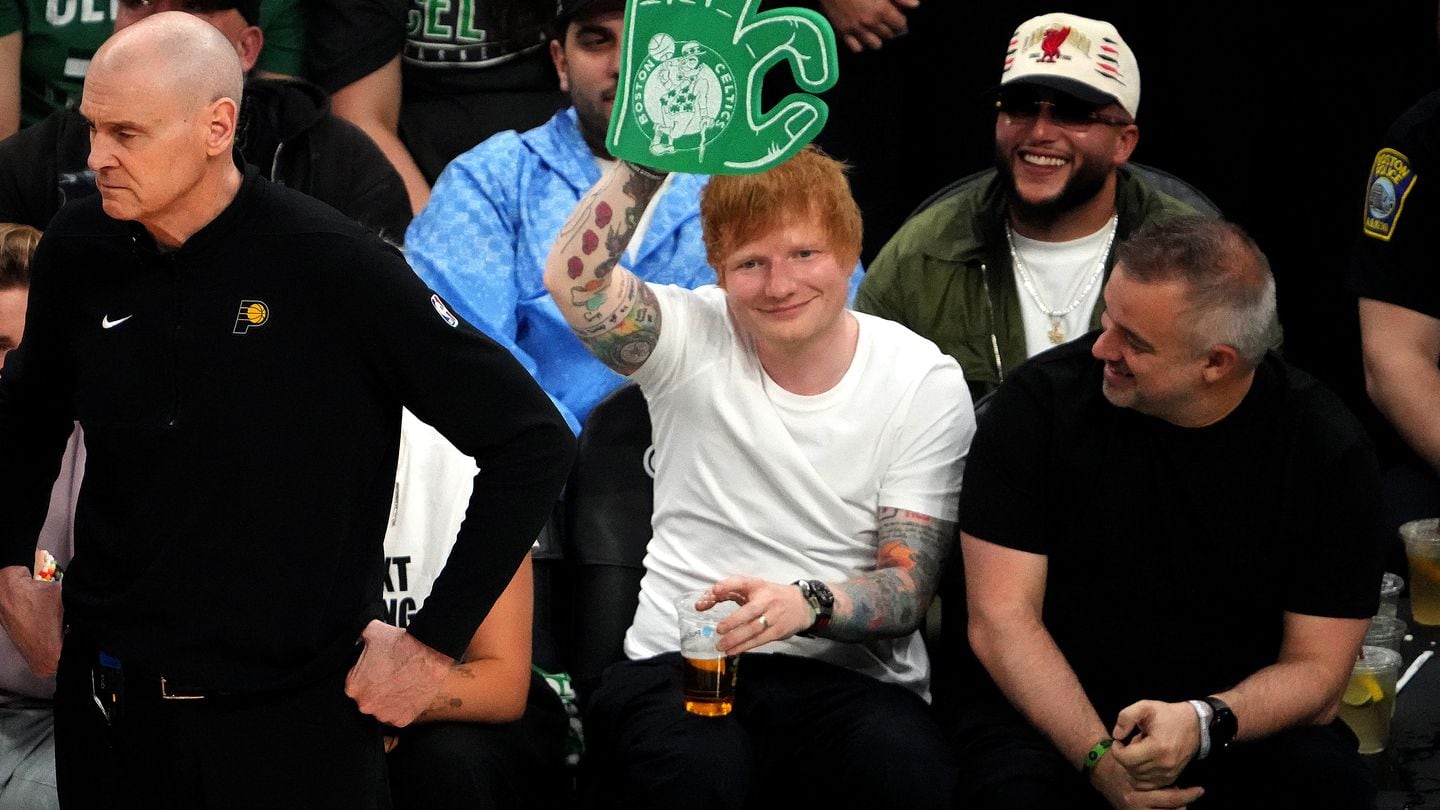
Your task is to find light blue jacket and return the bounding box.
[406,108,715,433]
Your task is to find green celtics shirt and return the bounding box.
[0,0,109,128]
[0,0,304,128]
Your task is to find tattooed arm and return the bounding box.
[826,507,955,641]
[543,161,669,375]
[411,554,535,726]
[709,507,955,655]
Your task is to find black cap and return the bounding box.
[210,0,260,26]
[558,0,596,15]
[551,0,624,38]
[130,0,260,26]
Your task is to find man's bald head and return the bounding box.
[81,11,246,246]
[91,11,244,116]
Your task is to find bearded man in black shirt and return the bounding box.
[0,12,573,808]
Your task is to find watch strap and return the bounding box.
[1201,696,1237,753]
[792,579,833,638]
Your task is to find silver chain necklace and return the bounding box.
[1006,214,1119,345]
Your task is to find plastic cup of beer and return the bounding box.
[1400,519,1440,625]
[1364,615,1407,655]
[1379,572,1405,619]
[1340,645,1402,754]
[674,590,741,717]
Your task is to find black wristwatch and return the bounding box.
[793,579,834,637]
[1202,696,1237,753]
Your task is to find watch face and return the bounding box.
[810,580,835,609]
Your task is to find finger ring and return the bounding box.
[757,615,769,630]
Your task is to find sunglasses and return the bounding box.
[995,91,1133,130]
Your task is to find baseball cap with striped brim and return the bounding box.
[1000,12,1140,118]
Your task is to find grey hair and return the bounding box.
[1115,216,1276,368]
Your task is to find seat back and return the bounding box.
[562,383,656,696]
[531,506,570,674]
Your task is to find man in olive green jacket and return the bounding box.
[857,12,1206,403]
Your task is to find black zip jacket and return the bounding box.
[0,78,412,245]
[0,167,574,692]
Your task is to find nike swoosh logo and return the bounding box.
[101,315,133,329]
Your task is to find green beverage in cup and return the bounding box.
[1339,645,1402,754]
[1400,519,1440,625]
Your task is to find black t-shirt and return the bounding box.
[1349,89,1440,317]
[308,0,557,99]
[307,0,565,181]
[959,335,1385,723]
[1347,90,1440,475]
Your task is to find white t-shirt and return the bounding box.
[1011,224,1113,358]
[623,285,974,699]
[381,409,481,627]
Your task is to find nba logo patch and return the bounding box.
[233,300,269,334]
[431,294,459,328]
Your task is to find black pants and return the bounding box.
[387,670,570,810]
[581,652,955,810]
[953,686,1376,810]
[54,631,389,810]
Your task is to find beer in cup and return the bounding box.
[675,589,741,717]
[1400,519,1440,625]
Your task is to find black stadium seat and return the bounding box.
[561,383,656,700]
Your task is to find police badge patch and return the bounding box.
[1363,148,1418,241]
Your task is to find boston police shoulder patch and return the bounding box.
[1363,147,1419,242]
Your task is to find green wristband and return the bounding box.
[1082,738,1114,777]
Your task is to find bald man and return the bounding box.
[0,12,573,808]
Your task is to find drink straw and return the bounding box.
[1397,650,1433,693]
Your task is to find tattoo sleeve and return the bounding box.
[544,162,668,375]
[824,507,956,642]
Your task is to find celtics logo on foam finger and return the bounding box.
[608,0,838,175]
[637,37,733,160]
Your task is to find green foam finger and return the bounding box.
[607,0,838,175]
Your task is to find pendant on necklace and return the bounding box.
[1048,319,1065,345]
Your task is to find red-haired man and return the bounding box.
[545,149,973,808]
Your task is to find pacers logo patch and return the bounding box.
[1363,148,1418,241]
[233,299,270,335]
